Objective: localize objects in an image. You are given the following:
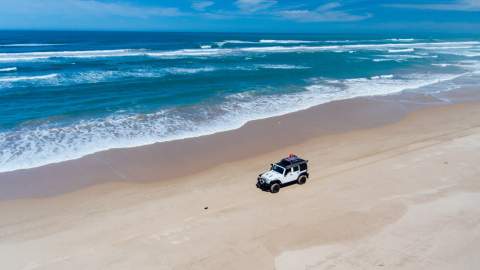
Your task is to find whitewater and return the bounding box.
[0,31,479,172]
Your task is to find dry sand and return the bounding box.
[1,95,480,269]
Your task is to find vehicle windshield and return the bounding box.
[271,164,284,174]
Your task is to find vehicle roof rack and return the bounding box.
[277,154,307,168]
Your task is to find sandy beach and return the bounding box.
[1,89,480,269]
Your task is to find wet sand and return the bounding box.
[1,88,480,269]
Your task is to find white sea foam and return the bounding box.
[0,70,468,172]
[0,41,478,62]
[200,45,212,49]
[380,54,424,59]
[259,39,316,44]
[325,38,416,44]
[421,46,474,50]
[0,49,145,62]
[0,73,58,82]
[388,48,415,53]
[444,50,480,57]
[386,38,415,42]
[62,68,173,85]
[0,67,17,72]
[0,71,131,87]
[325,40,353,43]
[215,39,316,47]
[374,53,435,62]
[189,41,479,57]
[254,64,310,70]
[0,66,222,87]
[311,73,464,103]
[450,60,480,73]
[370,74,394,79]
[165,67,217,74]
[415,43,480,58]
[215,40,257,47]
[148,48,232,58]
[337,41,479,51]
[373,58,397,62]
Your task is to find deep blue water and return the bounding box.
[1,31,479,172]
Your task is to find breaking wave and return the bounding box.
[259,39,317,44]
[388,48,415,53]
[0,64,310,88]
[0,67,17,72]
[0,67,221,87]
[0,41,478,62]
[254,64,310,70]
[215,40,257,47]
[0,73,58,83]
[165,67,217,74]
[0,71,468,172]
[215,39,316,47]
[0,49,145,62]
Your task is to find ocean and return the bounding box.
[1,31,480,172]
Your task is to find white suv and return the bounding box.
[256,155,309,193]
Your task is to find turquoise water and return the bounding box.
[1,31,480,172]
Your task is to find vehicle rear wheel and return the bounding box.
[297,175,307,185]
[270,183,280,193]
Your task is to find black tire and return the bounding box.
[297,175,307,185]
[270,183,280,193]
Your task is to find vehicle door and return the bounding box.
[290,165,301,182]
[284,166,299,183]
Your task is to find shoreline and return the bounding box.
[1,87,480,269]
[1,72,463,175]
[1,86,480,200]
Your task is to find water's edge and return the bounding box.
[1,85,479,200]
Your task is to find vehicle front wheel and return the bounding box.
[270,183,280,193]
[297,175,307,185]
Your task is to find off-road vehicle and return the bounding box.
[256,154,309,193]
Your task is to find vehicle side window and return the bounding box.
[285,168,291,175]
[293,166,299,172]
[300,163,307,171]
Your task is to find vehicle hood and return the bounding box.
[260,170,282,181]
